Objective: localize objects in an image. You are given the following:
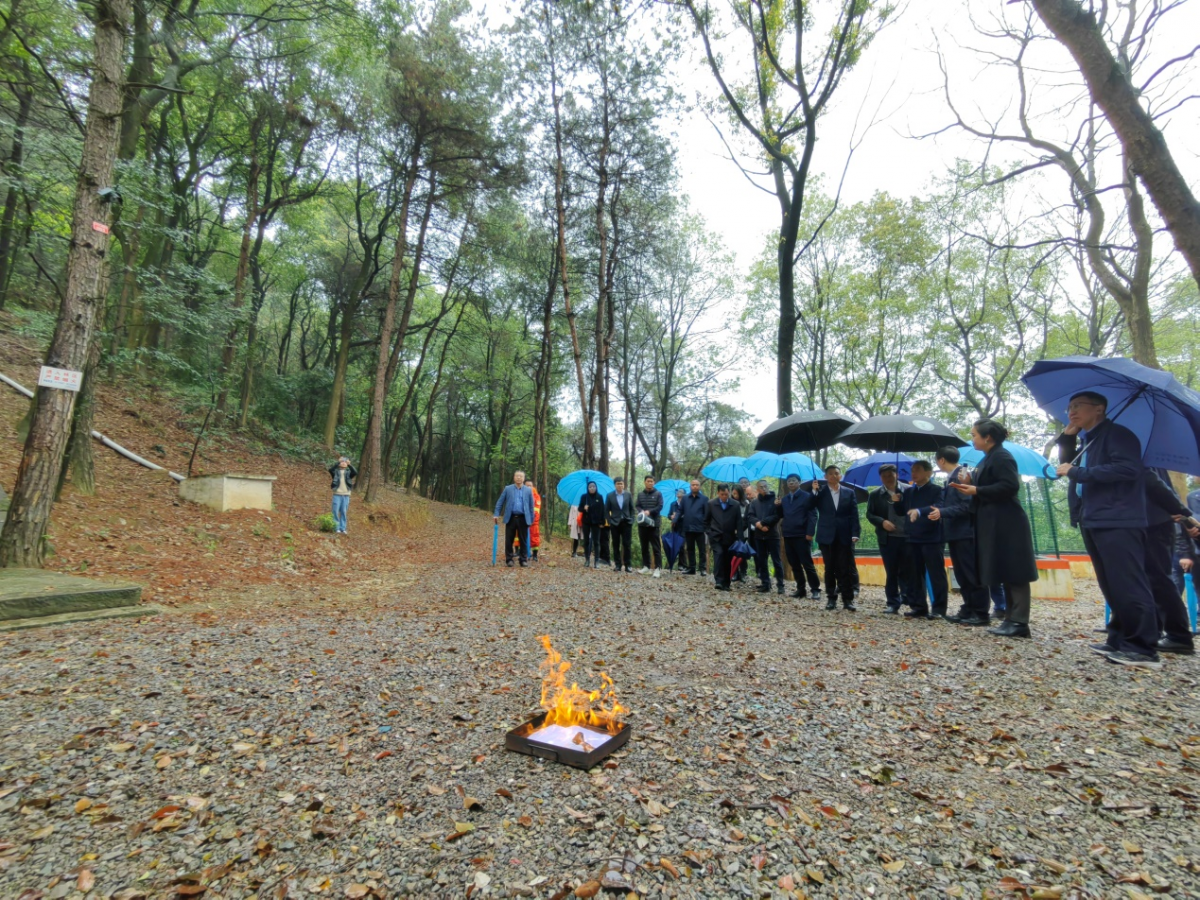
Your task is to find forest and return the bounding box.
[0,0,1196,561]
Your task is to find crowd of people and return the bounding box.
[491,406,1199,671]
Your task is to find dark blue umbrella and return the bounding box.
[556,469,615,504]
[1021,356,1200,475]
[662,531,684,569]
[844,452,915,487]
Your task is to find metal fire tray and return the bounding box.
[505,712,631,769]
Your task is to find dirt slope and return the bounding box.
[0,314,489,609]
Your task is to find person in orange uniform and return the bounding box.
[529,482,543,561]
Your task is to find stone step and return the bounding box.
[0,568,144,621]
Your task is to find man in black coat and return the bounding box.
[901,460,949,619]
[577,482,606,568]
[605,478,635,574]
[635,475,664,576]
[747,480,785,594]
[1141,469,1195,654]
[1056,391,1161,669]
[934,446,991,626]
[678,479,709,576]
[779,474,821,600]
[705,484,741,591]
[865,464,913,613]
[804,465,861,610]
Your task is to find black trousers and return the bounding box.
[711,539,731,587]
[908,542,949,615]
[638,523,662,568]
[755,536,784,586]
[504,514,529,563]
[685,532,707,573]
[1146,521,1194,645]
[947,537,990,617]
[784,536,821,594]
[1084,526,1160,656]
[879,538,914,608]
[1000,582,1032,625]
[581,521,601,561]
[611,522,632,569]
[818,538,854,602]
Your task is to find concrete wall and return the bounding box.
[178,475,276,512]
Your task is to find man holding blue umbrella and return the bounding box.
[1055,392,1162,669]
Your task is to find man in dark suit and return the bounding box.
[805,465,860,610]
[901,460,949,618]
[779,474,821,600]
[493,470,536,567]
[934,446,991,626]
[865,464,913,613]
[1056,390,1160,669]
[605,478,635,573]
[705,484,741,591]
[1142,469,1195,655]
[678,479,709,576]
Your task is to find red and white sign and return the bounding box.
[37,366,83,392]
[91,221,110,234]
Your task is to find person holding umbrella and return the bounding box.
[951,419,1038,639]
[705,484,741,591]
[780,474,821,601]
[748,479,785,594]
[1054,392,1163,667]
[578,481,606,568]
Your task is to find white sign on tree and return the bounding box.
[37,366,83,392]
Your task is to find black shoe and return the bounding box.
[625,567,633,573]
[682,568,695,575]
[844,602,857,612]
[756,584,771,593]
[519,560,527,567]
[776,584,785,595]
[811,589,822,601]
[505,560,514,568]
[1089,642,1116,655]
[903,610,929,618]
[700,571,707,578]
[825,600,837,611]
[1157,638,1195,655]
[945,610,968,623]
[988,621,1030,638]
[1105,650,1162,670]
[791,589,806,599]
[715,584,731,592]
[958,614,989,627]
[883,606,900,615]
[928,611,947,620]
[853,587,860,597]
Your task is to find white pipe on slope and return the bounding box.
[0,369,186,482]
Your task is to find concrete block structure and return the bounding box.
[178,474,276,512]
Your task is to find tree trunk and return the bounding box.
[59,334,103,498]
[323,308,353,451]
[216,135,261,413]
[0,0,130,568]
[1030,0,1200,291]
[0,62,32,310]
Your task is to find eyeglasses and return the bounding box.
[1067,401,1101,412]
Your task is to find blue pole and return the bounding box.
[1186,573,1198,634]
[492,523,498,566]
[1104,603,1111,626]
[925,572,934,610]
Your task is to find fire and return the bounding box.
[537,635,626,734]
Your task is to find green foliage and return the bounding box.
[313,513,337,533]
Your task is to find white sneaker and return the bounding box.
[639,567,650,575]
[652,568,661,579]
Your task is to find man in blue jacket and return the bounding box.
[779,474,821,600]
[934,446,991,626]
[1056,390,1160,669]
[678,479,709,577]
[901,460,949,618]
[494,470,536,567]
[805,466,860,611]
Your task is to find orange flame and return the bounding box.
[537,635,626,734]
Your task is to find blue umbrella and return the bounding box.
[556,469,615,504]
[743,451,822,481]
[844,452,915,487]
[958,444,1056,479]
[1021,356,1200,475]
[655,479,691,505]
[702,456,750,483]
[662,531,684,569]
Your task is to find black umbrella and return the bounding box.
[756,410,855,453]
[837,414,967,454]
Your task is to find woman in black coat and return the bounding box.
[577,482,606,569]
[950,418,1039,638]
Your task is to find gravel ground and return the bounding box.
[1,544,1198,900]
